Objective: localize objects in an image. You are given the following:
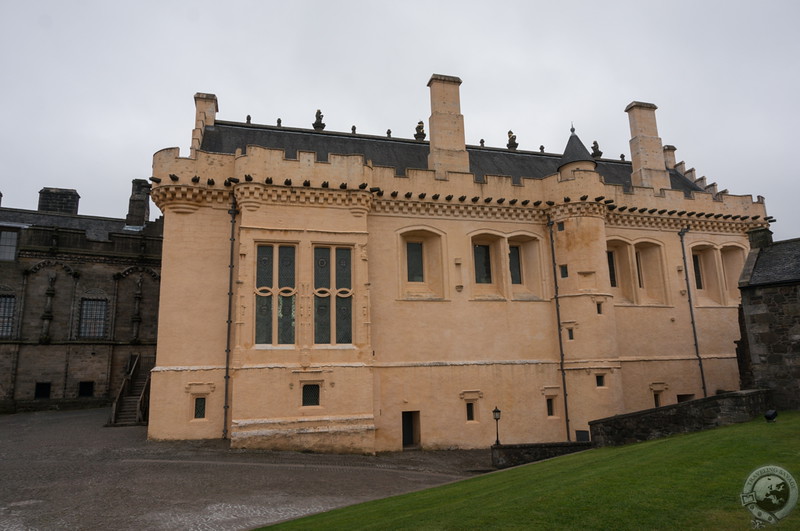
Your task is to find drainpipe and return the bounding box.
[547,216,571,441]
[678,227,708,398]
[223,195,239,439]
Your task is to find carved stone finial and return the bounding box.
[620,154,626,161]
[539,145,545,153]
[277,118,282,127]
[246,115,251,124]
[507,130,518,151]
[480,139,485,147]
[313,109,325,131]
[386,129,392,138]
[351,125,356,134]
[591,141,603,159]
[570,123,575,134]
[414,121,426,141]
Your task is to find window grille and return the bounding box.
[302,384,320,406]
[0,231,17,261]
[0,295,15,338]
[79,299,107,338]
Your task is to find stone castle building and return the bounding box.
[0,181,162,417]
[738,229,800,410]
[147,74,769,452]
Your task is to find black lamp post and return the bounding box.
[492,406,502,445]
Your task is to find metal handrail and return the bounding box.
[110,353,140,424]
[136,373,151,424]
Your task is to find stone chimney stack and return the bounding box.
[427,74,470,179]
[748,228,774,250]
[625,101,671,191]
[126,179,151,226]
[191,93,219,157]
[38,188,80,215]
[663,145,677,170]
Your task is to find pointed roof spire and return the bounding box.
[558,125,596,171]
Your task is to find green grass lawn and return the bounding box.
[267,412,800,530]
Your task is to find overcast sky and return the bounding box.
[1,0,798,240]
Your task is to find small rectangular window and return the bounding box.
[0,295,15,338]
[35,382,51,399]
[556,222,565,232]
[575,430,590,442]
[546,397,555,417]
[595,374,605,387]
[509,245,522,285]
[692,254,703,290]
[466,402,475,421]
[0,231,18,261]
[194,396,206,419]
[653,391,662,408]
[567,328,574,340]
[559,264,568,278]
[474,244,492,283]
[302,384,320,406]
[407,241,424,282]
[596,302,603,315]
[78,381,95,397]
[79,299,108,338]
[677,394,695,403]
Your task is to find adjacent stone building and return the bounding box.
[0,181,162,415]
[738,229,800,410]
[148,74,769,452]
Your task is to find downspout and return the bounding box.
[223,194,239,439]
[547,216,571,441]
[678,227,708,398]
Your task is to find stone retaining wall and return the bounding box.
[589,389,772,446]
[491,441,593,469]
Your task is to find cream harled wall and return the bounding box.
[148,75,767,452]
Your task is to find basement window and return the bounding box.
[302,384,320,407]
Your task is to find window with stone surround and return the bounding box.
[691,245,722,304]
[0,230,18,261]
[471,234,504,299]
[507,235,543,300]
[302,383,321,406]
[721,246,745,303]
[314,246,353,344]
[400,229,445,300]
[255,244,297,345]
[78,299,108,338]
[0,295,15,338]
[607,239,666,305]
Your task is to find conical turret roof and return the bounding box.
[557,127,596,171]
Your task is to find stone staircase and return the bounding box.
[111,355,154,426]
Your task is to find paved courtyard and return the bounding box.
[0,408,493,530]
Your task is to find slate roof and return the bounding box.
[747,238,800,287]
[0,208,146,241]
[202,121,704,195]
